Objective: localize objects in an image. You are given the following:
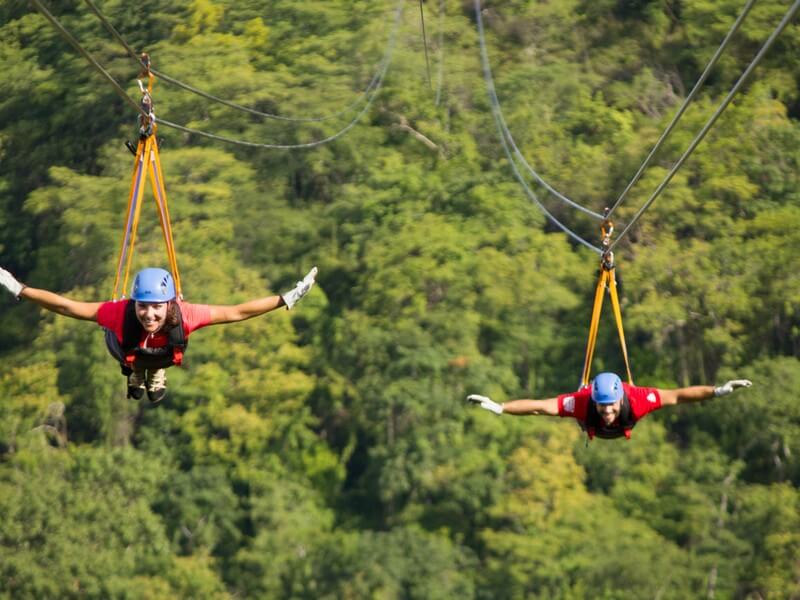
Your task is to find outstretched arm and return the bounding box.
[466,394,560,416]
[19,287,102,321]
[207,295,285,325]
[2,267,100,321]
[658,380,752,407]
[206,266,317,326]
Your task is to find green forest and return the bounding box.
[1,0,799,597]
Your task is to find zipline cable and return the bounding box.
[606,0,758,220]
[32,0,404,150]
[434,0,445,106]
[475,0,602,253]
[30,0,148,120]
[156,0,403,149]
[83,0,391,123]
[475,0,604,220]
[609,0,800,251]
[419,0,433,89]
[31,0,176,289]
[475,0,603,219]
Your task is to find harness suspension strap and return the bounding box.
[111,54,183,299]
[580,216,634,386]
[112,143,140,299]
[147,137,182,298]
[122,136,150,298]
[607,266,633,384]
[581,268,608,387]
[113,137,149,299]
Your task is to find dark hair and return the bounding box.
[164,301,181,330]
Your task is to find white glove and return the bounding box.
[714,379,752,397]
[466,394,503,415]
[281,266,318,310]
[0,267,24,298]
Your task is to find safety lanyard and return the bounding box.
[112,55,182,300]
[580,218,633,387]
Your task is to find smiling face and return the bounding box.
[134,301,169,334]
[594,399,622,427]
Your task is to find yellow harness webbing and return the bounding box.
[111,58,182,300]
[112,136,148,300]
[147,136,182,296]
[580,219,633,387]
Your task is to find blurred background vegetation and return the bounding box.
[1,0,799,597]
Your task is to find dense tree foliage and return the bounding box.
[1,0,799,597]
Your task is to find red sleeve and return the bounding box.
[624,384,662,420]
[96,300,127,342]
[178,301,212,336]
[558,387,591,421]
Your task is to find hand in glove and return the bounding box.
[714,379,752,397]
[466,394,503,415]
[281,266,318,310]
[0,267,24,298]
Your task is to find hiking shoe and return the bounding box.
[281,266,318,309]
[127,368,146,400]
[146,368,167,404]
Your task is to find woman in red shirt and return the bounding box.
[1,265,316,403]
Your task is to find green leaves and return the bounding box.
[0,445,229,599]
[2,0,800,597]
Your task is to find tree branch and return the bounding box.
[393,115,439,152]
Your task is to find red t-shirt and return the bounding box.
[557,382,662,428]
[97,299,212,348]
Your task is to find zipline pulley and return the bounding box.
[600,209,614,269]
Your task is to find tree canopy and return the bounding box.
[1,0,799,597]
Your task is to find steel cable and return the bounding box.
[609,0,800,251]
[475,0,602,253]
[474,0,604,220]
[607,0,758,220]
[83,0,393,123]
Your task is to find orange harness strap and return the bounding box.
[580,219,633,387]
[112,56,182,300]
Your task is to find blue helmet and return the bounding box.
[591,372,623,404]
[131,268,176,302]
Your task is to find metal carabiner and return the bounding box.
[138,52,154,94]
[602,250,615,271]
[139,52,151,78]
